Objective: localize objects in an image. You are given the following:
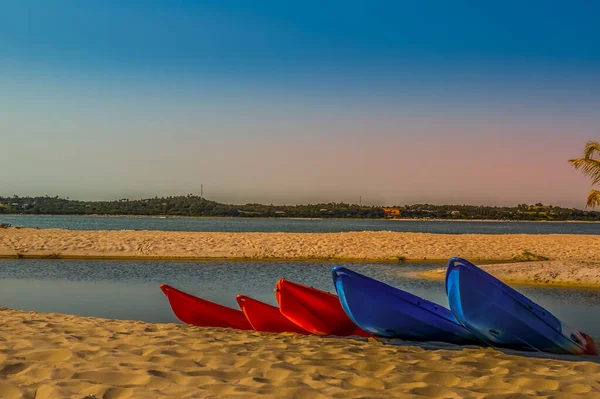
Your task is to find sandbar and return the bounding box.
[2,228,600,263]
[420,260,600,289]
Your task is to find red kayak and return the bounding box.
[275,279,370,337]
[236,295,310,334]
[160,284,252,330]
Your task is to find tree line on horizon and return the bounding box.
[1,195,599,221]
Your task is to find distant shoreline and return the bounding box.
[3,196,599,223]
[3,214,600,223]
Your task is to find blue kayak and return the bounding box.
[446,257,597,355]
[332,266,478,344]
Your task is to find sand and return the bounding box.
[420,260,600,289]
[2,228,600,263]
[0,308,598,398]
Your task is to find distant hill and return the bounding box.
[1,196,599,221]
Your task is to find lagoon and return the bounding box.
[2,214,600,234]
[1,259,599,336]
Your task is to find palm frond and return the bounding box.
[568,158,600,185]
[586,189,600,209]
[583,141,600,159]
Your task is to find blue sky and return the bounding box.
[1,1,599,206]
[3,1,599,72]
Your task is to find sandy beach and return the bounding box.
[2,228,600,262]
[0,307,598,398]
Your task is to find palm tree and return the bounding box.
[569,141,600,208]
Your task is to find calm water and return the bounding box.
[1,259,599,336]
[2,215,600,234]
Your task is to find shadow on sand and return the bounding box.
[348,336,600,364]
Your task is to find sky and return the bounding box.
[1,1,599,207]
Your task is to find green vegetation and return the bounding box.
[514,250,550,262]
[0,195,599,221]
[0,195,384,218]
[391,203,600,221]
[569,141,600,208]
[41,253,63,259]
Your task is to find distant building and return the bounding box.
[382,207,401,218]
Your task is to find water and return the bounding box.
[2,214,600,234]
[1,259,599,336]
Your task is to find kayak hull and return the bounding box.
[160,284,252,330]
[332,266,477,344]
[446,257,597,355]
[275,279,369,337]
[236,295,309,334]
